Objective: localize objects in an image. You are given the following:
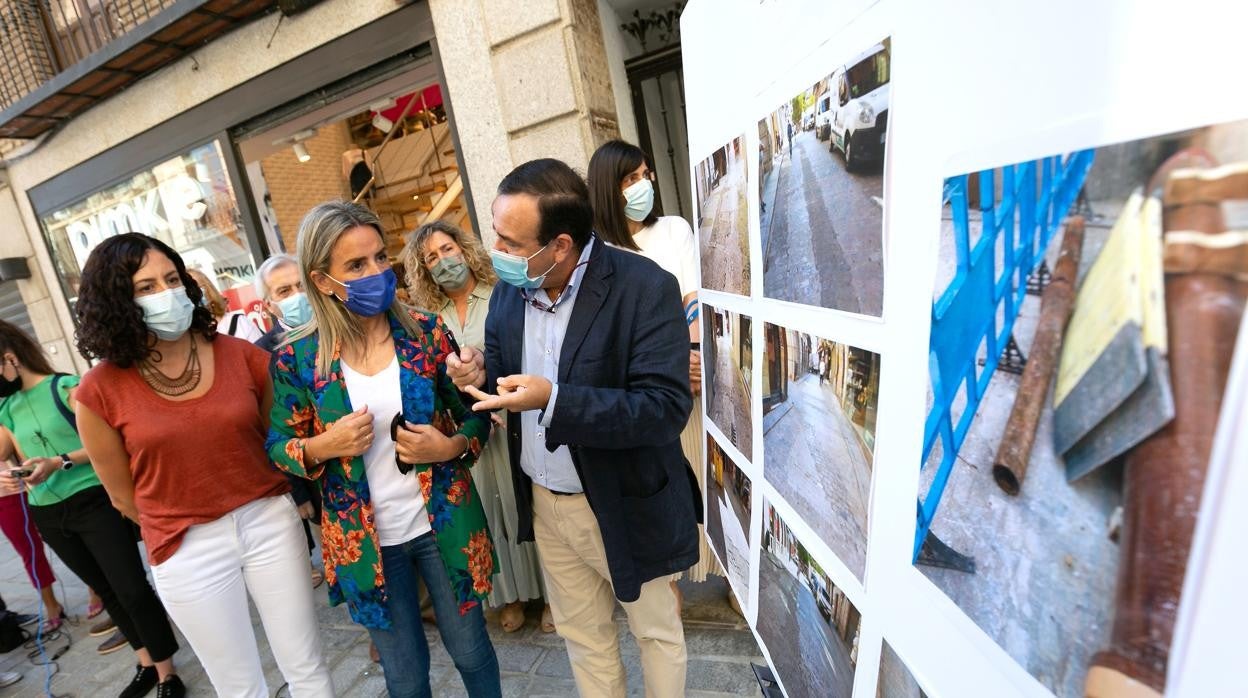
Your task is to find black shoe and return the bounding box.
[155,675,185,698]
[118,664,157,698]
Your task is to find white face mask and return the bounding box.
[623,178,655,222]
[134,287,195,341]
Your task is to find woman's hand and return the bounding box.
[308,407,374,461]
[0,468,24,497]
[20,457,59,486]
[396,423,463,465]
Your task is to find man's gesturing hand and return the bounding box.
[446,346,486,390]
[465,375,553,413]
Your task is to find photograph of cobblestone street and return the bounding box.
[696,135,751,296]
[758,38,889,316]
[758,502,860,698]
[704,303,753,458]
[706,434,753,602]
[877,641,927,698]
[762,323,879,580]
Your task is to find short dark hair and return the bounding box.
[588,140,660,251]
[497,159,593,248]
[76,233,217,368]
[0,320,55,376]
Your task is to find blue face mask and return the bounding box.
[490,243,556,290]
[623,178,655,222]
[275,291,312,327]
[325,268,397,317]
[135,287,196,341]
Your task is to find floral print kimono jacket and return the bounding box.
[266,310,495,629]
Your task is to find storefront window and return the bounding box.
[39,140,258,319]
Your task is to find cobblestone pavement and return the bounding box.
[920,210,1121,697]
[0,523,764,697]
[756,551,853,698]
[763,373,872,580]
[698,147,751,297]
[706,331,753,458]
[763,129,883,316]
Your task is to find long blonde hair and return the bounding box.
[290,200,422,377]
[400,220,497,310]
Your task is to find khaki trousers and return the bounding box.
[531,484,687,697]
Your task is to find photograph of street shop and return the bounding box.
[703,303,754,457]
[758,38,889,317]
[762,323,879,580]
[877,641,928,698]
[706,434,753,602]
[696,135,751,296]
[758,501,860,698]
[916,117,1248,697]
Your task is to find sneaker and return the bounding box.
[97,630,128,655]
[156,675,185,698]
[12,612,37,627]
[0,670,20,687]
[117,664,157,698]
[90,616,118,637]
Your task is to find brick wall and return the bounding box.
[261,121,354,252]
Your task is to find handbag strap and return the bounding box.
[49,374,76,430]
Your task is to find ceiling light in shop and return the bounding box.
[293,142,311,163]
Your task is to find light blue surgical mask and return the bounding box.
[135,287,196,341]
[623,178,655,222]
[275,291,312,327]
[490,244,556,290]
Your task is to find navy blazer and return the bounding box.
[484,241,702,602]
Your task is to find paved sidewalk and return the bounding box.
[0,526,763,697]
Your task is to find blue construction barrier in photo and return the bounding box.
[915,150,1095,561]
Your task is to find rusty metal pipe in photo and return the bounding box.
[1086,157,1248,697]
[992,216,1085,495]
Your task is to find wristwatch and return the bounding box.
[59,453,74,470]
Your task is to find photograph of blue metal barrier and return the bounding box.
[697,135,751,296]
[914,118,1248,697]
[758,38,888,317]
[706,433,753,605]
[758,501,861,698]
[762,322,879,581]
[703,302,754,458]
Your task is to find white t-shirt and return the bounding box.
[629,216,699,298]
[218,310,264,342]
[340,355,432,547]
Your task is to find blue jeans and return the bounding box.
[367,532,501,698]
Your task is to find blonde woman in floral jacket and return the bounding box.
[266,201,500,698]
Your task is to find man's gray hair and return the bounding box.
[253,253,300,300]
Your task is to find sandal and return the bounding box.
[310,568,324,589]
[40,611,67,634]
[87,599,105,619]
[540,604,556,634]
[499,602,525,633]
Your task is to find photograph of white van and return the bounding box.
[828,41,890,171]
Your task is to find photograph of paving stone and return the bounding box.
[703,303,754,458]
[706,433,753,603]
[758,38,889,317]
[917,118,1248,697]
[876,640,926,698]
[758,501,861,698]
[762,323,879,580]
[696,135,751,296]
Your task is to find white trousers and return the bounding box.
[152,494,334,698]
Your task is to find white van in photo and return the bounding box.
[828,41,890,171]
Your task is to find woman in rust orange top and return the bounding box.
[74,234,333,698]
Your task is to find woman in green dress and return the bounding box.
[401,220,553,634]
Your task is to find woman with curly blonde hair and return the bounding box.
[401,220,552,635]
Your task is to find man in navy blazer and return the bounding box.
[449,159,701,697]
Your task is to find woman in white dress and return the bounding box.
[588,140,727,612]
[400,220,553,634]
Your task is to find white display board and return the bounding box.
[682,1,1248,696]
